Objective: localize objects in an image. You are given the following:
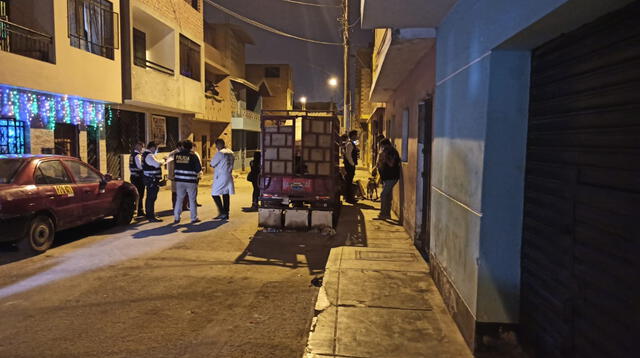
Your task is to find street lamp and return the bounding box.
[328,77,338,112]
[300,96,307,110]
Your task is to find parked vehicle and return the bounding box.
[258,110,341,229]
[0,155,138,252]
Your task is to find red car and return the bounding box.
[0,155,138,252]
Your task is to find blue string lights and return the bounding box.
[0,86,106,130]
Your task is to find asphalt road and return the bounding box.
[0,178,334,358]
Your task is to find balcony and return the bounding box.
[370,28,435,102]
[0,19,54,63]
[361,0,457,29]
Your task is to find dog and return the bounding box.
[366,176,379,201]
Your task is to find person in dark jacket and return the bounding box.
[343,130,359,204]
[247,151,261,210]
[129,141,146,217]
[376,139,400,220]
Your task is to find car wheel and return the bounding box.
[114,195,135,225]
[20,216,55,253]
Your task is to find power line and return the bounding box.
[204,0,342,46]
[278,0,340,8]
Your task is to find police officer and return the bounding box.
[142,141,165,222]
[129,141,146,217]
[173,140,202,224]
[344,130,359,203]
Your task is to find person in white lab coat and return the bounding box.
[210,138,235,220]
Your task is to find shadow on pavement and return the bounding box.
[182,220,227,233]
[234,204,369,275]
[0,219,148,265]
[234,231,331,275]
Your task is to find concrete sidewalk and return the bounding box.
[303,171,471,357]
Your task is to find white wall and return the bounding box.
[0,0,121,103]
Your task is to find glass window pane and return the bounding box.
[37,161,72,184]
[64,160,102,183]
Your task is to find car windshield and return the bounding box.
[0,159,24,184]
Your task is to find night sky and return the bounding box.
[203,0,371,104]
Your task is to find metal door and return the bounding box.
[521,2,640,357]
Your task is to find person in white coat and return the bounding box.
[210,138,235,220]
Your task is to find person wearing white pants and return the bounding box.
[172,140,202,224]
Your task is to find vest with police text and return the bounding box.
[173,151,199,183]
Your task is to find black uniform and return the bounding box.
[142,151,162,219]
[129,150,145,216]
[344,140,359,202]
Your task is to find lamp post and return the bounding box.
[328,77,338,113]
[300,96,307,110]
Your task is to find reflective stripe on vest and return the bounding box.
[141,151,162,178]
[174,152,199,183]
[129,151,142,176]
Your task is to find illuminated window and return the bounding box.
[0,118,26,154]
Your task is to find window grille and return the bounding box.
[0,118,26,154]
[68,0,119,60]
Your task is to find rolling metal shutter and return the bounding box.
[521,2,640,357]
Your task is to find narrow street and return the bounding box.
[0,178,330,358]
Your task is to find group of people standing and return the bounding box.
[128,139,236,224]
[341,130,401,220]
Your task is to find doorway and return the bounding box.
[415,98,433,254]
[54,123,79,157]
[86,125,99,169]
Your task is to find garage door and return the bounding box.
[521,2,640,357]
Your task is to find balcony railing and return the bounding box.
[0,19,54,63]
[134,57,174,76]
[232,108,260,121]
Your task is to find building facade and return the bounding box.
[109,0,204,178]
[0,0,122,173]
[245,64,294,111]
[202,22,256,171]
[362,0,639,356]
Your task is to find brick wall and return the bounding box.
[134,0,203,40]
[29,128,54,154]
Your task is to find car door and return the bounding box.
[34,160,80,230]
[63,159,115,221]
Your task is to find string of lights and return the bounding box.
[204,0,342,46]
[0,86,106,131]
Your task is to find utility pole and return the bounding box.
[342,0,350,132]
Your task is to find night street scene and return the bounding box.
[0,0,638,357]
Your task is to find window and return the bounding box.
[401,109,409,162]
[133,28,146,67]
[0,118,26,154]
[265,67,280,78]
[68,0,117,60]
[35,161,72,185]
[0,159,24,184]
[64,160,103,183]
[180,34,200,81]
[184,0,198,11]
